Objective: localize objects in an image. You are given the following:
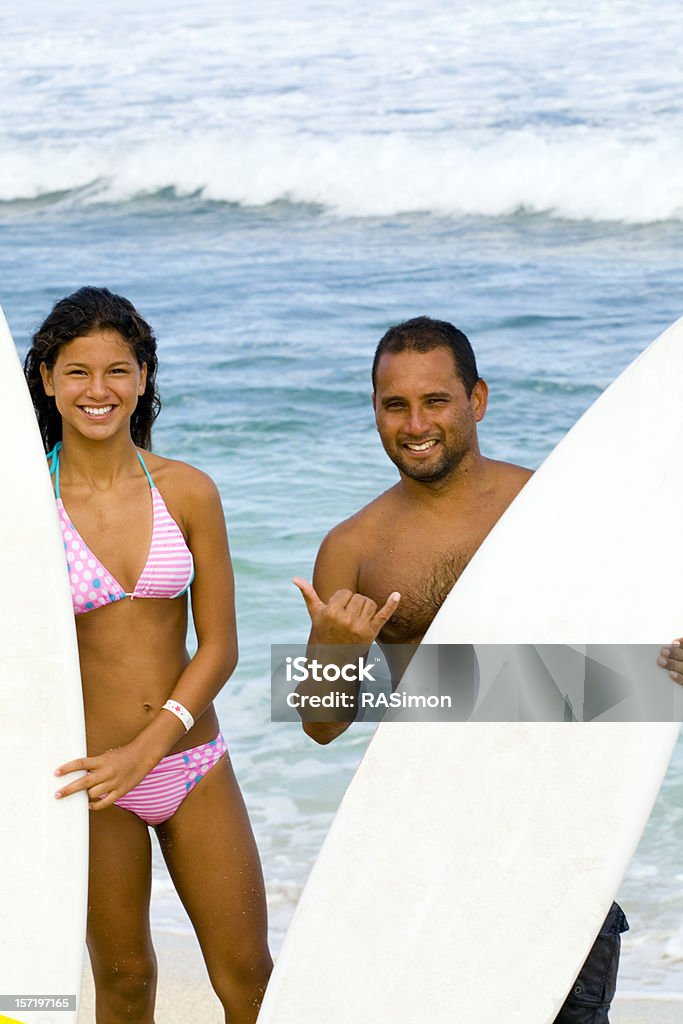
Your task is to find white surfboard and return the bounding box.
[258,319,683,1023]
[0,308,88,1023]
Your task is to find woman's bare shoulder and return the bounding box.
[138,451,221,510]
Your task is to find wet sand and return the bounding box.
[77,931,682,1023]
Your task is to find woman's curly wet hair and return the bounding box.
[24,286,161,451]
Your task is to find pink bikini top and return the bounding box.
[48,443,195,615]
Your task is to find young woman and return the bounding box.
[24,287,272,1024]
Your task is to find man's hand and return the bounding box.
[292,578,400,647]
[658,639,683,685]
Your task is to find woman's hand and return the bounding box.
[54,742,156,811]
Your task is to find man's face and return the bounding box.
[373,347,487,483]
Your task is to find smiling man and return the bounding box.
[295,317,532,689]
[293,316,632,1023]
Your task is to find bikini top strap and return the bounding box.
[48,443,153,496]
[136,450,155,489]
[47,441,63,499]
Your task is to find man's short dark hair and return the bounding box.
[372,316,480,395]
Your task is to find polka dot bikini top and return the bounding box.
[48,443,195,615]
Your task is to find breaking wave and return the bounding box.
[3,128,683,223]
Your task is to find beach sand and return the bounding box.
[76,931,681,1024]
[77,932,223,1024]
[612,997,683,1024]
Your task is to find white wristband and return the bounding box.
[162,699,194,732]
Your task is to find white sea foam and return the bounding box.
[3,0,683,222]
[3,129,683,223]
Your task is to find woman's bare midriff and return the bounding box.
[76,596,220,756]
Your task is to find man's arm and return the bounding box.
[293,525,400,744]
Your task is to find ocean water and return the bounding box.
[2,0,683,997]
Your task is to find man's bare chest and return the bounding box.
[357,529,481,644]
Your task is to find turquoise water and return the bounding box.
[3,0,683,994]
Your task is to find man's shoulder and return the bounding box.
[487,459,534,490]
[321,486,399,553]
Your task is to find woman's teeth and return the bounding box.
[83,406,113,416]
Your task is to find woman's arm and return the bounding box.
[133,465,238,752]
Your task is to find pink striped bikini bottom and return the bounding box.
[115,732,227,826]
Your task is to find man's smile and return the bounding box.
[403,439,439,453]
